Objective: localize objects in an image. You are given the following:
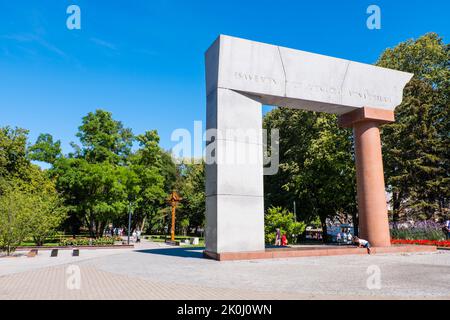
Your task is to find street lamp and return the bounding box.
[127,201,132,245]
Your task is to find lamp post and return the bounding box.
[127,201,132,245]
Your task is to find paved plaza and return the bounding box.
[1,240,449,300]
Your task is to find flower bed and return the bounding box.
[390,220,446,241]
[391,239,450,247]
[59,237,121,246]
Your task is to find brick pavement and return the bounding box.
[1,240,449,300]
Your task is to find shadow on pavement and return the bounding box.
[134,247,206,259]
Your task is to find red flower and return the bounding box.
[391,239,450,247]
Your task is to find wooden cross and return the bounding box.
[168,191,181,241]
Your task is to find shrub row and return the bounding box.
[390,228,446,241]
[390,220,447,241]
[59,237,118,246]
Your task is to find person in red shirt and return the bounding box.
[281,234,288,246]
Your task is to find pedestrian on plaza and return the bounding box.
[347,231,353,244]
[136,229,141,243]
[353,236,371,254]
[443,219,450,240]
[275,228,281,246]
[281,234,288,246]
[336,231,342,245]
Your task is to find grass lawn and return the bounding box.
[19,241,60,247]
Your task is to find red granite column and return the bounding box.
[339,107,394,247]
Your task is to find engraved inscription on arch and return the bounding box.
[234,72,278,85]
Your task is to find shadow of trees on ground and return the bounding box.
[134,247,206,259]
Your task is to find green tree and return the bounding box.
[28,133,62,164]
[76,109,134,164]
[0,126,67,252]
[126,130,167,232]
[264,206,306,244]
[0,127,30,180]
[27,167,67,246]
[52,158,127,237]
[52,121,168,237]
[177,161,205,234]
[377,33,449,221]
[160,151,178,193]
[0,179,34,255]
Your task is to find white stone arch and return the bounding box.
[204,35,412,258]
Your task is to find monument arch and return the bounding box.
[204,35,413,259]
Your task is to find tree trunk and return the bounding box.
[392,191,401,228]
[89,218,95,238]
[141,216,147,232]
[34,237,43,247]
[97,221,104,238]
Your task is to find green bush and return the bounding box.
[59,237,115,246]
[92,237,115,246]
[264,206,306,244]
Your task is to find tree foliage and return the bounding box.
[0,129,66,253]
[176,161,205,234]
[0,179,34,255]
[377,33,449,221]
[35,110,171,237]
[264,206,306,244]
[0,127,30,180]
[76,109,134,164]
[28,133,62,164]
[263,108,357,239]
[26,166,67,246]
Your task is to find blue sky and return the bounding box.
[0,0,448,157]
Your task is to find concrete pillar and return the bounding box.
[205,88,265,255]
[339,107,394,247]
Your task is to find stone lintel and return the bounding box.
[338,107,395,128]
